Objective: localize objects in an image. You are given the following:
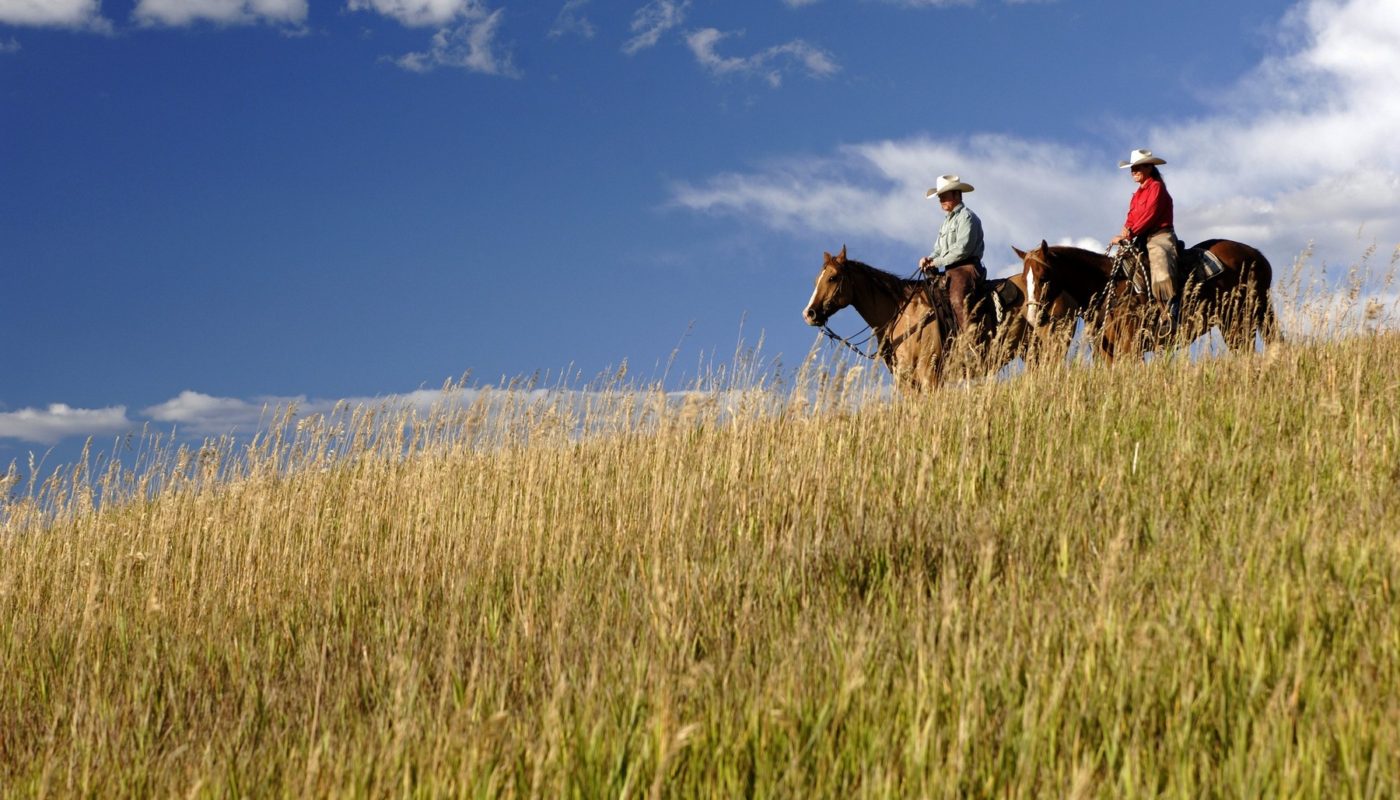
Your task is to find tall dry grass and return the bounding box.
[2,257,1399,797]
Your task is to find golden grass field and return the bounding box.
[3,267,1400,797]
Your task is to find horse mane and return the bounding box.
[842,258,921,298]
[1046,245,1112,276]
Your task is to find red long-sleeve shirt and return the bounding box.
[1123,177,1173,236]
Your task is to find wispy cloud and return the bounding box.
[134,0,308,27]
[672,0,1400,279]
[349,0,518,76]
[0,0,108,30]
[0,36,19,53]
[346,0,479,27]
[623,0,688,55]
[549,0,595,40]
[685,28,838,87]
[393,8,519,76]
[0,404,131,445]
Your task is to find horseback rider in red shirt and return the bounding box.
[1109,149,1180,332]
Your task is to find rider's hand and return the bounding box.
[918,256,934,271]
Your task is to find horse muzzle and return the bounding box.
[1024,303,1049,328]
[803,306,828,327]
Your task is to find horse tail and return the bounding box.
[1246,247,1283,346]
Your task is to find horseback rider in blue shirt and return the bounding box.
[918,174,985,336]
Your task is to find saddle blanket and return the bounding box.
[989,278,1022,324]
[1185,247,1226,282]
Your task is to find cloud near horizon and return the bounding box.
[0,404,131,445]
[0,389,458,446]
[671,0,1400,279]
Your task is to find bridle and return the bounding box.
[815,262,928,361]
[1022,249,1054,318]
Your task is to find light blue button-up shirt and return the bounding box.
[928,203,985,269]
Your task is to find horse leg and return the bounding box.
[1097,324,1117,364]
[1247,276,1283,348]
[1259,298,1282,346]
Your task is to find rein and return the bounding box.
[817,264,929,361]
[820,324,879,360]
[1107,243,1151,308]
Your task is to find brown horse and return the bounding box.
[1016,239,1280,362]
[802,247,1076,391]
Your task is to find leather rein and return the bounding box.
[819,266,935,361]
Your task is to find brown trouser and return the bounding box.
[945,262,984,336]
[1145,229,1179,304]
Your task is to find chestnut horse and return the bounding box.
[1016,239,1279,362]
[802,247,1076,392]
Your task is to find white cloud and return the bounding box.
[685,27,838,87]
[143,391,279,433]
[671,0,1400,283]
[142,388,494,438]
[549,0,595,40]
[783,0,820,6]
[623,0,688,55]
[346,0,478,27]
[0,0,107,29]
[351,0,518,76]
[0,404,131,445]
[674,135,1112,276]
[134,0,308,26]
[393,8,519,76]
[0,37,19,52]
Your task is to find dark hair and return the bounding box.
[1137,164,1166,188]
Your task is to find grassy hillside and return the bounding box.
[3,332,1399,797]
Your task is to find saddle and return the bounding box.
[1117,240,1227,297]
[920,272,1008,338]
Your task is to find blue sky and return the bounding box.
[2,0,1399,463]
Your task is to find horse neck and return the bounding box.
[845,263,913,332]
[1054,249,1113,302]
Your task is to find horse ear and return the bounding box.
[1038,239,1049,251]
[823,251,832,262]
[838,245,847,262]
[1012,246,1027,259]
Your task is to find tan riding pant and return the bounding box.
[1145,229,1178,303]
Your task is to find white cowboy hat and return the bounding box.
[925,174,974,199]
[1118,149,1167,168]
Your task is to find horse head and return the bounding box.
[803,245,852,327]
[1014,240,1055,327]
